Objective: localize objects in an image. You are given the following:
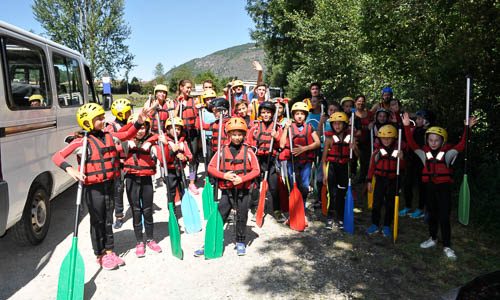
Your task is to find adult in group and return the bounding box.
[144,84,172,132]
[248,82,268,122]
[371,86,393,113]
[354,95,374,183]
[176,79,201,195]
[202,79,215,91]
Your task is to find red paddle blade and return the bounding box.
[256,181,268,228]
[277,176,289,213]
[175,188,181,204]
[289,183,306,231]
[321,185,328,216]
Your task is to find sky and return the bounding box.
[0,0,255,80]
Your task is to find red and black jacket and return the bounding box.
[326,132,351,164]
[281,122,316,163]
[123,134,158,176]
[247,120,282,157]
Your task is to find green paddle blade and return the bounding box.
[459,175,470,225]
[202,177,214,220]
[204,202,224,259]
[168,203,183,260]
[57,237,85,300]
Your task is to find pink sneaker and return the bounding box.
[146,240,162,253]
[101,253,119,270]
[110,252,126,266]
[188,183,200,195]
[135,242,145,258]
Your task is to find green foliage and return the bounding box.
[32,0,133,79]
[247,0,500,231]
[167,65,194,95]
[153,63,166,84]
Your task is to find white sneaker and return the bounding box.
[420,237,437,249]
[443,247,457,260]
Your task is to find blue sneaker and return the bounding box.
[366,224,379,235]
[382,226,391,238]
[399,207,411,217]
[410,209,424,219]
[193,246,204,257]
[236,242,246,256]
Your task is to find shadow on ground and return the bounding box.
[243,191,500,299]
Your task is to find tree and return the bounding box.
[33,0,132,79]
[153,63,166,84]
[122,53,136,94]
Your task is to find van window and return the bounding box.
[53,54,84,107]
[84,64,97,103]
[1,37,51,109]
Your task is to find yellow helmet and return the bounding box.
[303,98,312,110]
[165,117,184,128]
[201,89,217,105]
[226,117,248,133]
[340,96,354,106]
[29,94,43,102]
[426,126,448,144]
[329,112,349,124]
[76,103,105,131]
[378,124,398,138]
[154,84,168,95]
[231,80,244,88]
[291,102,310,114]
[127,113,150,126]
[111,98,132,121]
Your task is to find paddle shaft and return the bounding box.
[169,113,189,189]
[73,132,88,237]
[155,111,172,201]
[214,108,227,199]
[348,108,356,185]
[285,100,296,182]
[262,105,280,182]
[464,76,471,174]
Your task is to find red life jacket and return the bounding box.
[327,133,351,164]
[421,151,454,184]
[84,133,121,185]
[123,138,157,176]
[165,135,189,169]
[180,97,198,130]
[210,118,229,152]
[253,121,278,157]
[373,147,399,179]
[218,144,253,189]
[151,101,169,132]
[282,123,315,162]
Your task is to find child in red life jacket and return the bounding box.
[158,117,193,217]
[322,112,358,230]
[403,113,477,260]
[144,84,172,132]
[280,102,321,208]
[202,98,230,158]
[52,103,153,270]
[106,98,133,229]
[247,101,284,222]
[366,125,405,237]
[206,117,260,256]
[121,114,164,257]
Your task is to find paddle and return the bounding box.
[169,114,202,234]
[204,109,226,259]
[459,76,471,225]
[393,128,402,243]
[320,104,328,216]
[286,99,306,231]
[155,112,183,259]
[367,126,375,209]
[343,108,356,234]
[57,132,88,300]
[199,107,214,220]
[256,104,279,227]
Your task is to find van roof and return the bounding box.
[0,21,83,58]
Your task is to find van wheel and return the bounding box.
[12,185,50,245]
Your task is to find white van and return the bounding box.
[0,21,98,244]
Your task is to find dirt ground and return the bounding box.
[0,164,499,300]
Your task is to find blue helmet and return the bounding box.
[382,86,393,95]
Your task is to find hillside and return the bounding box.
[165,43,265,81]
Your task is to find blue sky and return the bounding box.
[0,0,255,80]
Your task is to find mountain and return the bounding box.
[165,43,265,81]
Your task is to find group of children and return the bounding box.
[52,78,476,270]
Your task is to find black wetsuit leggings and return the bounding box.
[326,162,348,222]
[219,189,250,243]
[83,180,115,256]
[372,175,397,227]
[254,156,279,214]
[125,175,154,242]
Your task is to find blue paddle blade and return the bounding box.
[344,185,354,234]
[181,189,202,233]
